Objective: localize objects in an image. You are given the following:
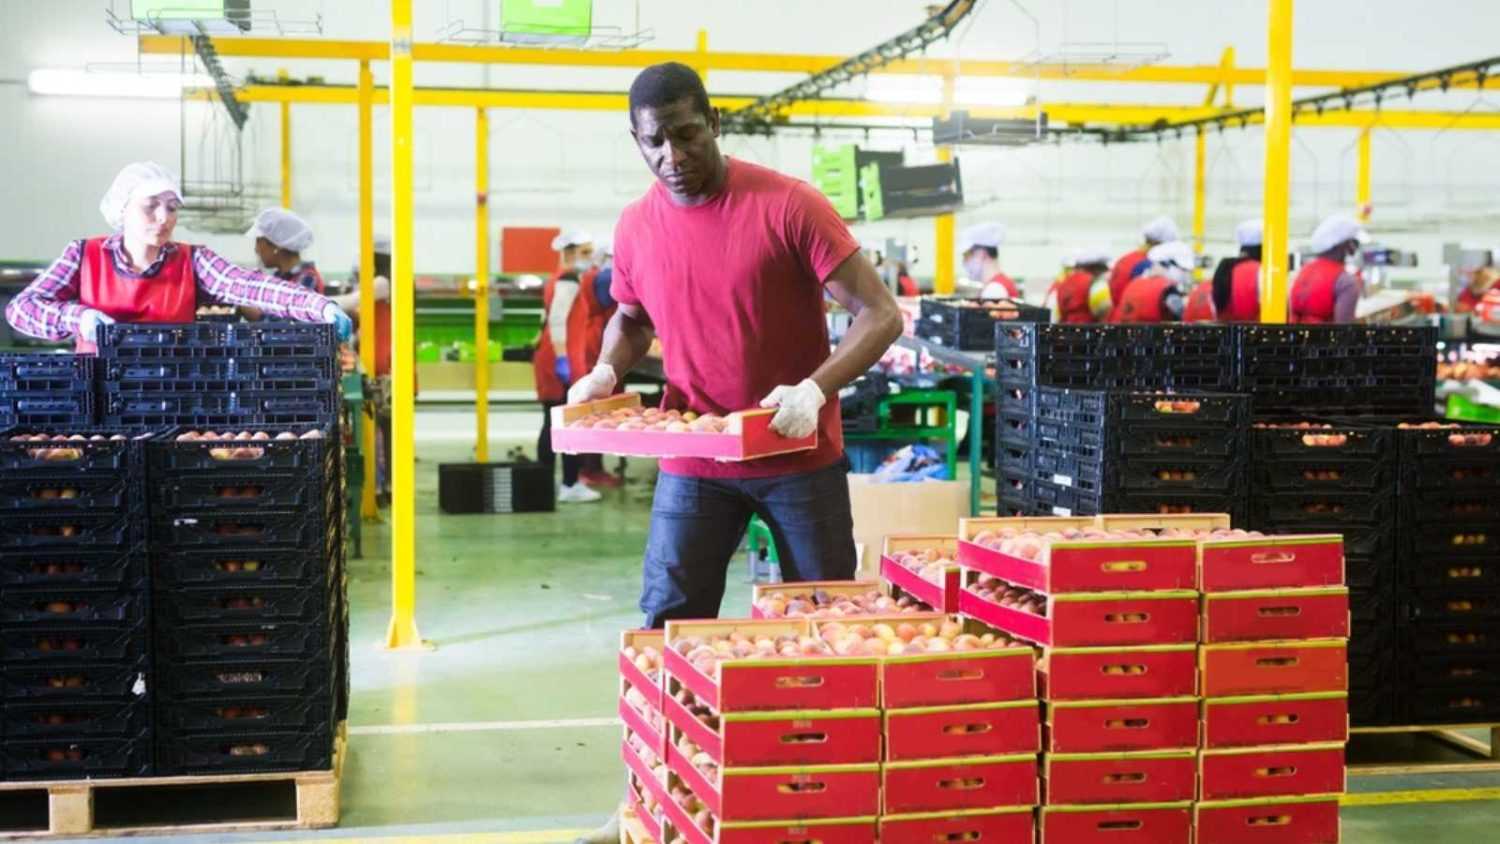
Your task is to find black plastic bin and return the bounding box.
[438,462,556,514]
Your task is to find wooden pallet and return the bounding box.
[0,723,345,839]
[620,801,656,844]
[1349,722,1500,776]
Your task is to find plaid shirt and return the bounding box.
[5,234,333,341]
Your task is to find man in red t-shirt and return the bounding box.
[567,62,903,629]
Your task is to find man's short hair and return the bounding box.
[628,62,712,126]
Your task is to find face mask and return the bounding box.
[963,255,986,283]
[572,258,592,274]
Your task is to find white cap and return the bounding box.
[1141,216,1180,244]
[551,230,594,252]
[1310,213,1368,254]
[1235,219,1263,248]
[246,207,314,253]
[373,235,391,254]
[959,223,1005,253]
[1070,248,1112,267]
[1147,240,1196,271]
[99,161,182,230]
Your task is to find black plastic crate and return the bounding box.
[1035,419,1104,453]
[104,391,338,425]
[1399,523,1500,559]
[4,699,151,739]
[0,511,142,550]
[150,509,335,552]
[152,472,338,514]
[100,322,337,358]
[996,496,1033,518]
[1347,555,1393,592]
[1394,422,1500,460]
[1349,687,1398,728]
[912,297,1049,351]
[1399,489,1500,527]
[0,545,146,590]
[1249,492,1394,526]
[1406,622,1500,656]
[996,409,1035,447]
[1249,421,1392,460]
[2,620,149,664]
[152,548,335,589]
[0,353,95,391]
[1033,479,1102,518]
[1033,448,1103,490]
[1102,490,1246,521]
[1402,654,1500,689]
[0,587,147,627]
[1399,556,1500,591]
[155,621,332,664]
[995,441,1034,473]
[996,467,1032,501]
[0,394,96,427]
[1112,392,1247,426]
[996,385,1034,415]
[1116,425,1245,459]
[104,357,336,384]
[1403,459,1500,492]
[0,475,139,513]
[107,374,339,395]
[1,735,152,781]
[1350,586,1396,629]
[156,695,334,735]
[156,658,334,700]
[1109,457,1247,494]
[1401,686,1500,724]
[1035,388,1108,428]
[154,585,332,626]
[1401,591,1500,625]
[437,462,556,514]
[1251,459,1393,493]
[0,429,148,476]
[154,727,332,775]
[3,660,150,701]
[147,426,336,477]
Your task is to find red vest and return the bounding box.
[1224,260,1261,322]
[984,272,1019,298]
[1290,258,1344,324]
[1054,270,1099,324]
[77,237,196,354]
[1183,282,1216,322]
[533,268,608,402]
[1108,249,1150,306]
[1114,275,1175,323]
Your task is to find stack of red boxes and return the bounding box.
[957,514,1213,844]
[1197,532,1350,843]
[619,629,669,838]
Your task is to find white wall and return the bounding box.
[4,0,1500,293]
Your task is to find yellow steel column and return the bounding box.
[357,60,380,524]
[1260,0,1294,323]
[934,73,957,295]
[385,0,426,650]
[474,107,491,463]
[1193,128,1207,276]
[1356,125,1372,221]
[279,68,292,208]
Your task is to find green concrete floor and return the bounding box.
[41,422,1500,842]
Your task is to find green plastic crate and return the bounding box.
[812,144,861,220]
[1447,392,1500,423]
[501,0,592,43]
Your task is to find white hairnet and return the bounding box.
[1147,240,1196,271]
[1310,213,1368,254]
[373,235,391,254]
[1070,248,1113,267]
[1141,216,1180,244]
[246,207,314,253]
[1235,219,1263,248]
[959,223,1006,253]
[99,162,182,230]
[551,230,594,252]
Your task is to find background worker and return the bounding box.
[1455,256,1500,313]
[331,241,393,505]
[1049,249,1113,323]
[1211,219,1264,321]
[535,231,606,503]
[1289,213,1365,323]
[1113,240,1194,323]
[1108,216,1180,317]
[960,223,1019,298]
[5,161,349,354]
[1182,276,1217,322]
[248,207,325,293]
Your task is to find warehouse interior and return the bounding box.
[5,1,1500,843]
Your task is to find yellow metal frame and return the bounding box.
[1357,126,1373,221]
[357,60,380,525]
[1192,128,1207,279]
[1260,0,1294,324]
[474,107,491,463]
[934,73,956,295]
[278,68,291,208]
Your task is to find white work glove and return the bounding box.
[321,303,354,341]
[567,363,618,405]
[372,275,391,302]
[77,308,116,343]
[759,378,826,439]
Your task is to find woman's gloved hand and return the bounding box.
[321,303,354,341]
[77,308,116,344]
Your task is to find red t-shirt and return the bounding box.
[612,158,860,479]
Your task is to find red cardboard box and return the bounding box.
[623,732,668,835]
[1200,639,1349,697]
[621,629,665,712]
[1046,697,1200,753]
[883,700,1041,761]
[881,534,961,613]
[1201,588,1351,643]
[957,516,1200,593]
[1199,535,1344,593]
[664,619,879,713]
[623,786,661,844]
[1199,743,1347,800]
[1201,693,1350,749]
[879,806,1034,844]
[882,638,1037,708]
[663,699,881,767]
[551,393,816,461]
[1095,514,1232,533]
[959,576,1199,648]
[1193,795,1341,844]
[663,802,877,844]
[1039,644,1198,700]
[749,580,926,619]
[1039,802,1193,844]
[666,742,880,822]
[1043,749,1197,805]
[880,754,1039,815]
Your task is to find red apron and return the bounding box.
[983,272,1019,298]
[76,237,196,354]
[1114,275,1175,323]
[1054,270,1099,323]
[1290,258,1344,324]
[533,270,597,403]
[1183,282,1216,322]
[1223,259,1261,322]
[1108,249,1150,308]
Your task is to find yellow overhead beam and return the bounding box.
[141,34,1440,89]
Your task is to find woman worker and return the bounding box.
[1210,219,1263,321]
[534,230,606,503]
[5,162,351,352]
[248,207,325,293]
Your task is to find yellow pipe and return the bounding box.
[474,107,490,464]
[1260,0,1294,324]
[695,29,710,84]
[357,60,380,525]
[385,0,426,651]
[1356,126,1373,221]
[1193,128,1207,278]
[278,68,291,208]
[934,74,956,295]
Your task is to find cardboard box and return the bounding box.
[959,573,1199,648]
[665,744,880,822]
[880,754,1039,814]
[663,619,879,713]
[880,534,961,613]
[620,630,666,758]
[1200,640,1349,697]
[850,476,968,578]
[551,393,816,461]
[1199,535,1344,593]
[1040,644,1198,700]
[1043,749,1198,805]
[1201,588,1351,643]
[882,628,1037,708]
[663,805,877,844]
[1039,802,1193,844]
[1046,697,1200,753]
[958,520,1200,594]
[1200,693,1350,749]
[1193,795,1341,843]
[663,701,881,768]
[879,806,1034,844]
[623,733,668,834]
[1199,743,1347,800]
[883,700,1041,760]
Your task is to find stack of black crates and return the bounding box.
[1238,325,1437,416]
[0,352,96,430]
[914,297,1049,351]
[0,430,153,780]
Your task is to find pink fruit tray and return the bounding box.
[550,393,817,461]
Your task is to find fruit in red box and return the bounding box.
[753,587,925,618]
[819,618,1021,655]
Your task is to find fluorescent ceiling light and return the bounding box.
[27,68,214,99]
[865,75,945,105]
[864,74,1032,108]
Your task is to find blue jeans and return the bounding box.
[640,457,857,628]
